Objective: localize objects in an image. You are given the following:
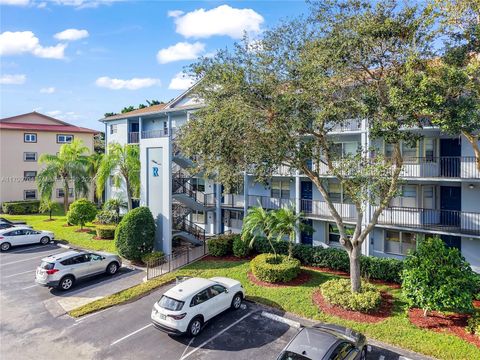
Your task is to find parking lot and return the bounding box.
[0,243,430,360]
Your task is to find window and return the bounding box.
[110,124,118,134]
[24,133,37,142]
[331,142,358,158]
[163,121,168,135]
[158,295,184,311]
[24,152,37,161]
[391,185,417,207]
[191,210,205,224]
[328,182,342,203]
[191,289,210,306]
[209,285,226,297]
[385,141,418,161]
[56,134,73,143]
[56,188,74,198]
[191,178,205,192]
[24,190,37,200]
[424,138,436,162]
[423,185,435,209]
[385,230,417,255]
[109,175,115,188]
[24,171,37,181]
[271,180,290,199]
[329,342,355,360]
[277,351,311,360]
[328,224,354,244]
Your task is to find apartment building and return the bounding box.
[100,87,480,272]
[0,112,97,204]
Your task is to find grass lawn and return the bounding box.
[3,210,116,253]
[71,259,480,360]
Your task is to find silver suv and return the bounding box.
[35,250,122,291]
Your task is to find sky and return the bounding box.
[0,0,309,131]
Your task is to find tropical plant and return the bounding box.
[241,206,277,258]
[87,152,104,205]
[402,237,478,316]
[37,139,90,213]
[66,199,98,230]
[103,198,125,217]
[96,143,140,211]
[39,199,60,220]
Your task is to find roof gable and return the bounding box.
[0,112,70,126]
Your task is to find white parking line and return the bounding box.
[260,311,301,328]
[180,337,195,359]
[3,270,35,278]
[0,252,64,267]
[21,284,38,290]
[6,245,54,254]
[110,323,153,346]
[74,307,112,323]
[180,311,254,360]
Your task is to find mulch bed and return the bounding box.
[312,290,393,323]
[75,229,92,233]
[92,236,113,240]
[247,270,312,288]
[408,308,480,348]
[473,300,480,309]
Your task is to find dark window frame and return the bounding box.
[24,152,37,161]
[56,134,74,144]
[24,171,37,181]
[24,189,37,200]
[24,133,37,143]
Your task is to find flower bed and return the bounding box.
[250,253,301,283]
[247,270,312,287]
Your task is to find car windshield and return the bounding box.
[277,351,312,360]
[158,295,184,311]
[40,262,54,270]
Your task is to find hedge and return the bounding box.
[250,253,301,283]
[95,225,116,239]
[232,235,250,258]
[207,234,236,256]
[2,200,40,214]
[252,237,403,283]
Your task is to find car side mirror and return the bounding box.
[224,289,229,293]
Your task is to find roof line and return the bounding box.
[0,111,71,126]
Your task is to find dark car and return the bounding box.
[0,223,15,230]
[0,217,27,225]
[277,324,367,360]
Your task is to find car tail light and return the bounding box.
[46,269,59,275]
[0,237,3,239]
[167,313,187,320]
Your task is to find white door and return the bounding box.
[23,230,41,245]
[5,229,26,245]
[208,285,230,316]
[191,289,215,321]
[89,253,107,274]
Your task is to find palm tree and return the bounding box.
[271,206,313,259]
[39,199,60,220]
[37,139,90,213]
[87,152,104,205]
[96,143,140,211]
[241,206,278,258]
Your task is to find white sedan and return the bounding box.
[0,227,54,251]
[151,277,244,336]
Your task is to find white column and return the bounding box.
[215,183,222,234]
[295,173,301,244]
[361,118,371,256]
[243,172,249,214]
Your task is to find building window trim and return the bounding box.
[24,152,37,161]
[110,124,118,134]
[24,189,37,200]
[384,230,418,256]
[56,188,74,198]
[24,133,37,143]
[24,171,37,181]
[56,134,74,144]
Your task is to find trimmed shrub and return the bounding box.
[141,251,165,266]
[95,225,116,239]
[321,278,382,313]
[66,199,97,229]
[2,200,40,214]
[208,234,235,256]
[250,253,301,283]
[115,207,155,261]
[466,314,480,336]
[402,237,477,315]
[95,209,121,225]
[360,256,404,284]
[232,235,249,258]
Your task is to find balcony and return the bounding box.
[300,199,357,222]
[400,156,480,179]
[248,195,294,209]
[375,206,480,236]
[128,132,139,144]
[326,120,363,133]
[222,194,245,208]
[141,128,169,139]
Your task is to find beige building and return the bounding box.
[0,112,97,204]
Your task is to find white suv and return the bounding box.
[35,250,122,291]
[151,277,244,336]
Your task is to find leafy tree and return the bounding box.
[87,152,104,205]
[241,206,278,258]
[179,0,434,292]
[402,237,477,316]
[146,99,163,106]
[104,112,118,118]
[39,199,60,220]
[96,143,140,211]
[37,139,90,213]
[66,199,97,230]
[104,198,126,217]
[94,132,105,154]
[138,104,147,109]
[121,106,135,114]
[115,206,155,261]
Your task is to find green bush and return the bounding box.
[320,278,382,313]
[66,199,97,229]
[95,209,121,225]
[141,251,165,265]
[208,234,235,256]
[250,253,301,283]
[466,314,480,336]
[402,237,477,315]
[115,207,155,261]
[2,200,40,214]
[251,237,403,283]
[95,225,116,239]
[232,235,249,258]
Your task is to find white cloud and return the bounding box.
[40,87,56,94]
[51,0,122,9]
[156,41,205,64]
[0,74,26,85]
[167,10,184,18]
[54,29,89,41]
[37,2,47,8]
[95,76,160,90]
[0,31,67,59]
[0,0,30,6]
[46,110,62,117]
[168,72,195,91]
[171,5,264,39]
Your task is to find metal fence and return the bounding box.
[146,245,207,280]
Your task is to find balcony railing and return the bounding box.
[141,128,169,139]
[375,206,480,236]
[222,194,245,208]
[301,199,357,221]
[248,195,294,210]
[173,176,216,207]
[128,132,139,143]
[400,156,479,179]
[326,120,363,132]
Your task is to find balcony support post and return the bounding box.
[243,172,249,214]
[295,173,301,244]
[215,183,222,234]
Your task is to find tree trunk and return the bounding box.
[462,131,480,173]
[125,177,132,211]
[63,180,69,214]
[49,209,52,220]
[349,244,362,293]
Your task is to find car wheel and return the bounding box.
[59,276,74,291]
[0,242,11,251]
[188,317,203,337]
[40,236,50,245]
[106,262,119,275]
[231,293,243,310]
